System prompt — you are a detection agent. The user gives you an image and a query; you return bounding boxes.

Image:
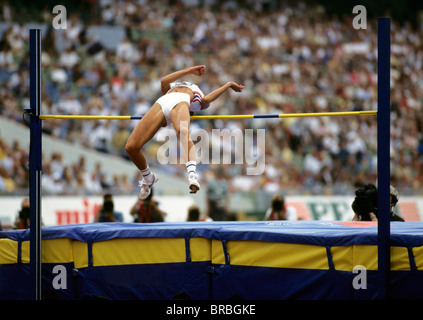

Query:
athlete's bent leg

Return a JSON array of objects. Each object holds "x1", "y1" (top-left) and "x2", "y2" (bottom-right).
[
  {"x1": 125, "y1": 103, "x2": 165, "y2": 199},
  {"x1": 171, "y1": 103, "x2": 200, "y2": 193}
]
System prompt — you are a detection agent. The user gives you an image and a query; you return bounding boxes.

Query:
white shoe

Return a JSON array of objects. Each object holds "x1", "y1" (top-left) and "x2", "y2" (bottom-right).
[
  {"x1": 188, "y1": 172, "x2": 200, "y2": 194},
  {"x1": 138, "y1": 173, "x2": 158, "y2": 200}
]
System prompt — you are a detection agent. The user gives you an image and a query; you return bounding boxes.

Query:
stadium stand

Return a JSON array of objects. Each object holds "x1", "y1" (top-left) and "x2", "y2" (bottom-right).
[{"x1": 0, "y1": 0, "x2": 422, "y2": 201}]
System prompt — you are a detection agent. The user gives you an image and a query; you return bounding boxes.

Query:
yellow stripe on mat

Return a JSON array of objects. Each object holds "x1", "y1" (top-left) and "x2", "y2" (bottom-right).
[
  {"x1": 21, "y1": 239, "x2": 74, "y2": 264},
  {"x1": 212, "y1": 240, "x2": 413, "y2": 271},
  {"x1": 190, "y1": 237, "x2": 211, "y2": 262},
  {"x1": 413, "y1": 246, "x2": 423, "y2": 270},
  {"x1": 1, "y1": 237, "x2": 415, "y2": 272},
  {"x1": 74, "y1": 237, "x2": 211, "y2": 268},
  {"x1": 92, "y1": 238, "x2": 187, "y2": 267},
  {"x1": 332, "y1": 245, "x2": 410, "y2": 271},
  {"x1": 73, "y1": 240, "x2": 89, "y2": 268},
  {"x1": 42, "y1": 238, "x2": 74, "y2": 263},
  {"x1": 212, "y1": 240, "x2": 329, "y2": 270},
  {"x1": 0, "y1": 238, "x2": 18, "y2": 264}
]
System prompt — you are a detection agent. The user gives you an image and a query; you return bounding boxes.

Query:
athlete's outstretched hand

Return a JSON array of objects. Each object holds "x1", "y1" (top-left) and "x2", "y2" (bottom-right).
[
  {"x1": 190, "y1": 65, "x2": 206, "y2": 76},
  {"x1": 228, "y1": 82, "x2": 245, "y2": 92}
]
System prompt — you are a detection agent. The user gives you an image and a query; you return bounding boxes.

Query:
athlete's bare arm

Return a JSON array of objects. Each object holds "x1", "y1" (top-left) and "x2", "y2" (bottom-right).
[
  {"x1": 202, "y1": 82, "x2": 245, "y2": 107},
  {"x1": 160, "y1": 65, "x2": 206, "y2": 95}
]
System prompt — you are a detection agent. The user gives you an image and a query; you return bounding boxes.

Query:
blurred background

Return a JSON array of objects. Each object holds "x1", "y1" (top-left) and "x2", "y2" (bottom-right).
[{"x1": 0, "y1": 0, "x2": 423, "y2": 228}]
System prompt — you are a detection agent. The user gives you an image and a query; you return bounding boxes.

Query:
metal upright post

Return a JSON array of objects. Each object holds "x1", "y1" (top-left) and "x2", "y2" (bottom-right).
[
  {"x1": 377, "y1": 17, "x2": 391, "y2": 300},
  {"x1": 29, "y1": 29, "x2": 42, "y2": 300}
]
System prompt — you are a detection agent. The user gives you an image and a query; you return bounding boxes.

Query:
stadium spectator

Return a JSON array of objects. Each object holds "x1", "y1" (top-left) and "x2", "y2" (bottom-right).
[
  {"x1": 129, "y1": 187, "x2": 166, "y2": 222},
  {"x1": 186, "y1": 204, "x2": 212, "y2": 221},
  {"x1": 14, "y1": 198, "x2": 30, "y2": 229},
  {"x1": 186, "y1": 204, "x2": 201, "y2": 221},
  {"x1": 351, "y1": 184, "x2": 405, "y2": 221},
  {"x1": 264, "y1": 193, "x2": 298, "y2": 220},
  {"x1": 94, "y1": 193, "x2": 124, "y2": 222},
  {"x1": 206, "y1": 166, "x2": 230, "y2": 221}
]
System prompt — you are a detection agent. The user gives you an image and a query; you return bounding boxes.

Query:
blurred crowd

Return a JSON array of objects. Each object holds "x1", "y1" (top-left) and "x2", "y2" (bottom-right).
[
  {"x1": 0, "y1": 137, "x2": 137, "y2": 195},
  {"x1": 0, "y1": 0, "x2": 423, "y2": 197}
]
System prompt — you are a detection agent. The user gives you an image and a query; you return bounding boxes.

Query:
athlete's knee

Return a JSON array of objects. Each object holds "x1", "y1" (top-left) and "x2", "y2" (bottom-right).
[
  {"x1": 125, "y1": 139, "x2": 139, "y2": 156},
  {"x1": 180, "y1": 123, "x2": 189, "y2": 135},
  {"x1": 124, "y1": 141, "x2": 133, "y2": 155},
  {"x1": 176, "y1": 124, "x2": 190, "y2": 139}
]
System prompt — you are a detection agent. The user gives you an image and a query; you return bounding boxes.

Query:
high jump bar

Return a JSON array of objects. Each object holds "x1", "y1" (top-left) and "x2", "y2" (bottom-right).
[{"x1": 38, "y1": 110, "x2": 377, "y2": 120}]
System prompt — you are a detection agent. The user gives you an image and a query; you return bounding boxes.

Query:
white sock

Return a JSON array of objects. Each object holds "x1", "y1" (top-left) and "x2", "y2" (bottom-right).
[
  {"x1": 140, "y1": 166, "x2": 153, "y2": 183},
  {"x1": 186, "y1": 161, "x2": 197, "y2": 176}
]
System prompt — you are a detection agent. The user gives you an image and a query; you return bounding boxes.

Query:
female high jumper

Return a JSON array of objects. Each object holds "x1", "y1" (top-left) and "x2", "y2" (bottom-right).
[{"x1": 125, "y1": 65, "x2": 245, "y2": 199}]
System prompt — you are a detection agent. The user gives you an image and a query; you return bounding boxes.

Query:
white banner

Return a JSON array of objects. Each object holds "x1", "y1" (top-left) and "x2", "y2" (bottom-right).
[
  {"x1": 0, "y1": 195, "x2": 195, "y2": 230},
  {"x1": 285, "y1": 196, "x2": 423, "y2": 222},
  {"x1": 0, "y1": 195, "x2": 422, "y2": 230}
]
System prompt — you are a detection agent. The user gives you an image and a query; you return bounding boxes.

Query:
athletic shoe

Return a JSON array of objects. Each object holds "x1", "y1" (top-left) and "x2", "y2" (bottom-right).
[
  {"x1": 138, "y1": 173, "x2": 158, "y2": 200},
  {"x1": 188, "y1": 172, "x2": 200, "y2": 194}
]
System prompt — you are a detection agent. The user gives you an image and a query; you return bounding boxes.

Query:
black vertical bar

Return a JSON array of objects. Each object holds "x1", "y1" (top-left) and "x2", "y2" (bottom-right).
[
  {"x1": 29, "y1": 29, "x2": 42, "y2": 300},
  {"x1": 377, "y1": 17, "x2": 391, "y2": 300}
]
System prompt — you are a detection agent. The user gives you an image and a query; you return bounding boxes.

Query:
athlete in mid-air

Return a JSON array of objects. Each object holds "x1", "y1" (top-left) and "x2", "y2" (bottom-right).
[{"x1": 125, "y1": 65, "x2": 244, "y2": 199}]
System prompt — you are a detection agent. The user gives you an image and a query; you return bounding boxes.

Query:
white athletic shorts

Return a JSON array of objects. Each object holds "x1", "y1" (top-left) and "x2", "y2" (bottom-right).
[{"x1": 156, "y1": 92, "x2": 190, "y2": 125}]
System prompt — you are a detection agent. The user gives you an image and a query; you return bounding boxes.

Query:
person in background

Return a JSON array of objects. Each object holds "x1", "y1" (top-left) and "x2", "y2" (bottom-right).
[
  {"x1": 264, "y1": 193, "x2": 298, "y2": 221},
  {"x1": 187, "y1": 204, "x2": 200, "y2": 221},
  {"x1": 206, "y1": 167, "x2": 230, "y2": 221},
  {"x1": 351, "y1": 184, "x2": 404, "y2": 221},
  {"x1": 186, "y1": 204, "x2": 213, "y2": 222},
  {"x1": 94, "y1": 193, "x2": 124, "y2": 222},
  {"x1": 98, "y1": 199, "x2": 117, "y2": 222},
  {"x1": 14, "y1": 198, "x2": 30, "y2": 229},
  {"x1": 129, "y1": 188, "x2": 166, "y2": 223}
]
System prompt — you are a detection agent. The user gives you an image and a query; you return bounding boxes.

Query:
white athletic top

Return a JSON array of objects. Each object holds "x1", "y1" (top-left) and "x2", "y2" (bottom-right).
[{"x1": 167, "y1": 81, "x2": 209, "y2": 111}]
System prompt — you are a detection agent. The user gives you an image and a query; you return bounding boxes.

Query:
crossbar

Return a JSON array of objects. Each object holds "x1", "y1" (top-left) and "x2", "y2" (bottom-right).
[{"x1": 39, "y1": 110, "x2": 377, "y2": 120}]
